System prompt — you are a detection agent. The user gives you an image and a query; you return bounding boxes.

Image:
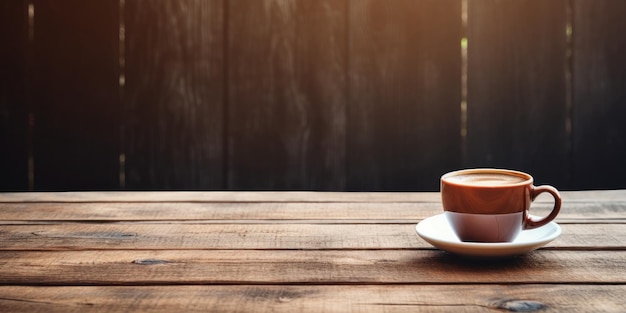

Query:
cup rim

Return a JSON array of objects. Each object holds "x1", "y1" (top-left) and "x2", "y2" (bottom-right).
[{"x1": 441, "y1": 168, "x2": 533, "y2": 188}]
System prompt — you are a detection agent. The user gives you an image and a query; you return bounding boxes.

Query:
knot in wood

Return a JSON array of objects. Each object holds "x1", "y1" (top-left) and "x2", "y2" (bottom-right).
[
  {"x1": 490, "y1": 298, "x2": 546, "y2": 312},
  {"x1": 132, "y1": 258, "x2": 169, "y2": 265}
]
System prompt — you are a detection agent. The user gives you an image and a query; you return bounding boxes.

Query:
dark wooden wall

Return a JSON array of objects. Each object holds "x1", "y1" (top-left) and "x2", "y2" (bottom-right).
[{"x1": 1, "y1": 0, "x2": 625, "y2": 191}]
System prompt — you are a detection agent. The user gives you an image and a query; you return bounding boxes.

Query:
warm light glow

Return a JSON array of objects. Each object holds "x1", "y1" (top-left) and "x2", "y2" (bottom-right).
[
  {"x1": 28, "y1": 3, "x2": 34, "y2": 41},
  {"x1": 460, "y1": 0, "x2": 468, "y2": 143}
]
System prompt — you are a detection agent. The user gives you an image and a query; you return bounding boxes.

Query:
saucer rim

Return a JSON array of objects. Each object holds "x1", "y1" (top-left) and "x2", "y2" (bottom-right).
[{"x1": 415, "y1": 213, "x2": 561, "y2": 257}]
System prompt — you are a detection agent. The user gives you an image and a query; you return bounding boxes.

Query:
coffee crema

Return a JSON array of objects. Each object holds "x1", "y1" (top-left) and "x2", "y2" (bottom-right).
[{"x1": 444, "y1": 173, "x2": 527, "y2": 186}]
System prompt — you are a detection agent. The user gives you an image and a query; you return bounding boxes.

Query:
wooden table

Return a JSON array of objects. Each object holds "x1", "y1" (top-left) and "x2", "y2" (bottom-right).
[{"x1": 0, "y1": 191, "x2": 624, "y2": 312}]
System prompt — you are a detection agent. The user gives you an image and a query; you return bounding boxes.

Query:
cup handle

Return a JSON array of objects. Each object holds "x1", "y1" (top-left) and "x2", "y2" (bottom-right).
[{"x1": 524, "y1": 185, "x2": 562, "y2": 229}]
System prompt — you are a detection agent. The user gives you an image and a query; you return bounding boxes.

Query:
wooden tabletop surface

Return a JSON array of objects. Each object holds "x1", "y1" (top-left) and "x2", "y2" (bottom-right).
[{"x1": 0, "y1": 190, "x2": 624, "y2": 312}]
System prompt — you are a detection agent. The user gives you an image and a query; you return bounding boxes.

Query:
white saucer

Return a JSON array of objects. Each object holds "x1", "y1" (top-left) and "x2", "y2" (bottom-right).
[{"x1": 416, "y1": 213, "x2": 561, "y2": 257}]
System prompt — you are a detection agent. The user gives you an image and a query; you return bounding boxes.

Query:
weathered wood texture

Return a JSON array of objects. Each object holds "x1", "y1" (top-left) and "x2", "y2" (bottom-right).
[
  {"x1": 1, "y1": 0, "x2": 626, "y2": 191},
  {"x1": 0, "y1": 285, "x2": 624, "y2": 313},
  {"x1": 2, "y1": 199, "x2": 624, "y2": 222},
  {"x1": 467, "y1": 0, "x2": 570, "y2": 187},
  {"x1": 227, "y1": 0, "x2": 347, "y2": 190},
  {"x1": 348, "y1": 0, "x2": 462, "y2": 191},
  {"x1": 0, "y1": 223, "x2": 623, "y2": 250},
  {"x1": 1, "y1": 188, "x2": 625, "y2": 202},
  {"x1": 124, "y1": 0, "x2": 225, "y2": 190},
  {"x1": 1, "y1": 250, "x2": 624, "y2": 284},
  {"x1": 0, "y1": 191, "x2": 625, "y2": 311}
]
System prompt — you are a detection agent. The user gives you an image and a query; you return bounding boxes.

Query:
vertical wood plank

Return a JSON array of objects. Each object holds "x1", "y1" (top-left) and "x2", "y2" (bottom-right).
[
  {"x1": 348, "y1": 0, "x2": 462, "y2": 191},
  {"x1": 228, "y1": 0, "x2": 347, "y2": 190},
  {"x1": 467, "y1": 0, "x2": 570, "y2": 187},
  {"x1": 0, "y1": 0, "x2": 29, "y2": 190},
  {"x1": 572, "y1": 0, "x2": 626, "y2": 189},
  {"x1": 31, "y1": 0, "x2": 120, "y2": 190},
  {"x1": 124, "y1": 0, "x2": 225, "y2": 190}
]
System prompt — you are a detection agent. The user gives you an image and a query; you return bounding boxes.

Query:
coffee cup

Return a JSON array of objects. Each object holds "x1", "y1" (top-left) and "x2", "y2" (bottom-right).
[{"x1": 441, "y1": 168, "x2": 561, "y2": 242}]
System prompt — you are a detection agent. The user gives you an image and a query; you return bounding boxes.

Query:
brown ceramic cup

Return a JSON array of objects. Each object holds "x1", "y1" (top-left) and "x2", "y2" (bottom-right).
[{"x1": 441, "y1": 168, "x2": 561, "y2": 242}]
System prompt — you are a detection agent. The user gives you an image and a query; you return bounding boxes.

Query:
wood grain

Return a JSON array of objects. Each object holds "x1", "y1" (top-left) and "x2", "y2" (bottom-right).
[
  {"x1": 31, "y1": 0, "x2": 120, "y2": 190},
  {"x1": 227, "y1": 0, "x2": 347, "y2": 190},
  {"x1": 0, "y1": 250, "x2": 624, "y2": 285},
  {"x1": 348, "y1": 0, "x2": 462, "y2": 191},
  {"x1": 124, "y1": 0, "x2": 225, "y2": 190},
  {"x1": 572, "y1": 0, "x2": 626, "y2": 190},
  {"x1": 0, "y1": 190, "x2": 624, "y2": 311},
  {"x1": 0, "y1": 201, "x2": 436, "y2": 221},
  {"x1": 2, "y1": 1, "x2": 626, "y2": 192},
  {"x1": 0, "y1": 223, "x2": 424, "y2": 250},
  {"x1": 0, "y1": 190, "x2": 442, "y2": 203},
  {"x1": 1, "y1": 189, "x2": 624, "y2": 203},
  {"x1": 0, "y1": 200, "x2": 624, "y2": 222},
  {"x1": 0, "y1": 0, "x2": 29, "y2": 191},
  {"x1": 467, "y1": 0, "x2": 570, "y2": 188},
  {"x1": 0, "y1": 223, "x2": 623, "y2": 250},
  {"x1": 0, "y1": 285, "x2": 624, "y2": 313}
]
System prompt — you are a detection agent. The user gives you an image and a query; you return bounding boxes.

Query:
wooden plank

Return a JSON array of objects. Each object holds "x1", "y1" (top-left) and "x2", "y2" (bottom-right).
[
  {"x1": 0, "y1": 250, "x2": 624, "y2": 284},
  {"x1": 0, "y1": 223, "x2": 623, "y2": 250},
  {"x1": 348, "y1": 0, "x2": 462, "y2": 191},
  {"x1": 0, "y1": 191, "x2": 442, "y2": 203},
  {"x1": 0, "y1": 202, "x2": 438, "y2": 221},
  {"x1": 0, "y1": 223, "x2": 424, "y2": 250},
  {"x1": 0, "y1": 0, "x2": 29, "y2": 190},
  {"x1": 1, "y1": 200, "x2": 625, "y2": 222},
  {"x1": 0, "y1": 285, "x2": 624, "y2": 313},
  {"x1": 1, "y1": 189, "x2": 625, "y2": 203},
  {"x1": 124, "y1": 0, "x2": 224, "y2": 190},
  {"x1": 572, "y1": 0, "x2": 626, "y2": 190},
  {"x1": 30, "y1": 0, "x2": 120, "y2": 190},
  {"x1": 227, "y1": 0, "x2": 347, "y2": 190},
  {"x1": 467, "y1": 0, "x2": 570, "y2": 188}
]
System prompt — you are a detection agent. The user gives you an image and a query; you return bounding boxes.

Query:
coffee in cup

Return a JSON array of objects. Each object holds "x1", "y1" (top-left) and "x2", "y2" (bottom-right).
[{"x1": 441, "y1": 168, "x2": 561, "y2": 242}]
